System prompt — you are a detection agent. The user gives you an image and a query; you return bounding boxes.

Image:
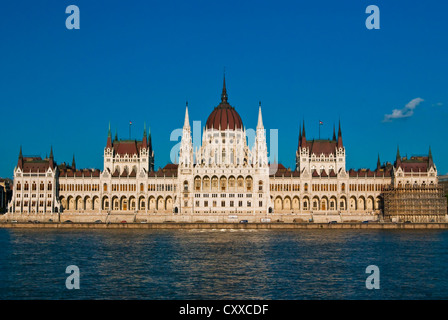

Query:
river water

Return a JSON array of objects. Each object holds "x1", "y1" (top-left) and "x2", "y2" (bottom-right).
[{"x1": 0, "y1": 228, "x2": 447, "y2": 299}]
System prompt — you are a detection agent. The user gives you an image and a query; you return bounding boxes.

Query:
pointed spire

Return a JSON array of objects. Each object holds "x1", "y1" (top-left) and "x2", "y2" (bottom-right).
[
  {"x1": 142, "y1": 122, "x2": 148, "y2": 149},
  {"x1": 428, "y1": 146, "x2": 434, "y2": 168},
  {"x1": 184, "y1": 101, "x2": 190, "y2": 129},
  {"x1": 396, "y1": 146, "x2": 402, "y2": 167},
  {"x1": 72, "y1": 154, "x2": 76, "y2": 171},
  {"x1": 221, "y1": 72, "x2": 228, "y2": 103},
  {"x1": 301, "y1": 119, "x2": 307, "y2": 147},
  {"x1": 257, "y1": 101, "x2": 263, "y2": 129},
  {"x1": 298, "y1": 124, "x2": 302, "y2": 149},
  {"x1": 49, "y1": 146, "x2": 54, "y2": 168},
  {"x1": 114, "y1": 129, "x2": 118, "y2": 142},
  {"x1": 337, "y1": 119, "x2": 343, "y2": 148},
  {"x1": 333, "y1": 123, "x2": 336, "y2": 141},
  {"x1": 17, "y1": 146, "x2": 23, "y2": 169},
  {"x1": 107, "y1": 122, "x2": 113, "y2": 148},
  {"x1": 376, "y1": 154, "x2": 381, "y2": 171},
  {"x1": 302, "y1": 119, "x2": 306, "y2": 138}
]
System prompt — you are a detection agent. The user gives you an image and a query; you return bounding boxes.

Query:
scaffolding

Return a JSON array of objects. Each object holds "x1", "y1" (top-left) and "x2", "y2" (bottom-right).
[{"x1": 383, "y1": 185, "x2": 447, "y2": 222}]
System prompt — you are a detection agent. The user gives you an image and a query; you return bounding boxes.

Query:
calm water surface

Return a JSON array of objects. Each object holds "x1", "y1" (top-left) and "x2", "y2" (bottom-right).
[{"x1": 0, "y1": 228, "x2": 447, "y2": 299}]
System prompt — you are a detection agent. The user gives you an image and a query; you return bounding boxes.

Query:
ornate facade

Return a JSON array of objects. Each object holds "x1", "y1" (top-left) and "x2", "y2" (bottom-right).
[{"x1": 5, "y1": 77, "x2": 447, "y2": 223}]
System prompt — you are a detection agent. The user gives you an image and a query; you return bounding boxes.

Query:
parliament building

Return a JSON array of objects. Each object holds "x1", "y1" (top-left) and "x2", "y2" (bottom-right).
[{"x1": 5, "y1": 77, "x2": 447, "y2": 223}]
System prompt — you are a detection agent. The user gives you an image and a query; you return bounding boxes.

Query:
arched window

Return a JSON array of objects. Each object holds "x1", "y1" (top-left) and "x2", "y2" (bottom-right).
[
  {"x1": 220, "y1": 176, "x2": 227, "y2": 192},
  {"x1": 212, "y1": 177, "x2": 218, "y2": 191},
  {"x1": 258, "y1": 180, "x2": 263, "y2": 191},
  {"x1": 183, "y1": 181, "x2": 189, "y2": 192},
  {"x1": 194, "y1": 177, "x2": 201, "y2": 191},
  {"x1": 228, "y1": 176, "x2": 235, "y2": 191},
  {"x1": 246, "y1": 177, "x2": 253, "y2": 192},
  {"x1": 203, "y1": 176, "x2": 210, "y2": 191},
  {"x1": 237, "y1": 177, "x2": 244, "y2": 191}
]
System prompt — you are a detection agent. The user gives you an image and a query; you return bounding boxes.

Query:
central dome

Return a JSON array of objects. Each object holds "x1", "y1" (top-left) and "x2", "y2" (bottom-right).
[{"x1": 205, "y1": 76, "x2": 243, "y2": 130}]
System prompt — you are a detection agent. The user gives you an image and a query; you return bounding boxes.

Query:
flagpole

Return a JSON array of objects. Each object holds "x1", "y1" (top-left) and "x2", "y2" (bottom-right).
[{"x1": 129, "y1": 121, "x2": 132, "y2": 139}]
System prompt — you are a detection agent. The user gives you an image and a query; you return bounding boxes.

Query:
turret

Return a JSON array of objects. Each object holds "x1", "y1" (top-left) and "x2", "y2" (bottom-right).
[
  {"x1": 221, "y1": 74, "x2": 228, "y2": 103},
  {"x1": 179, "y1": 102, "x2": 193, "y2": 167},
  {"x1": 395, "y1": 146, "x2": 402, "y2": 168},
  {"x1": 49, "y1": 146, "x2": 54, "y2": 169},
  {"x1": 301, "y1": 119, "x2": 307, "y2": 148},
  {"x1": 428, "y1": 146, "x2": 434, "y2": 169},
  {"x1": 107, "y1": 122, "x2": 112, "y2": 149},
  {"x1": 142, "y1": 122, "x2": 148, "y2": 149},
  {"x1": 256, "y1": 101, "x2": 263, "y2": 129},
  {"x1": 337, "y1": 120, "x2": 343, "y2": 148},
  {"x1": 72, "y1": 154, "x2": 76, "y2": 171},
  {"x1": 17, "y1": 146, "x2": 23, "y2": 170}
]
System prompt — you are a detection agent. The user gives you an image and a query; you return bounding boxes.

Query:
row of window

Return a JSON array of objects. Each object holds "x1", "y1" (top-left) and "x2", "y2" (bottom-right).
[
  {"x1": 16, "y1": 182, "x2": 52, "y2": 191},
  {"x1": 16, "y1": 194, "x2": 52, "y2": 198},
  {"x1": 194, "y1": 194, "x2": 253, "y2": 198},
  {"x1": 111, "y1": 184, "x2": 136, "y2": 192},
  {"x1": 349, "y1": 184, "x2": 389, "y2": 192},
  {"x1": 270, "y1": 183, "x2": 389, "y2": 193},
  {"x1": 148, "y1": 184, "x2": 175, "y2": 192},
  {"x1": 193, "y1": 177, "x2": 255, "y2": 192},
  {"x1": 59, "y1": 183, "x2": 175, "y2": 193},
  {"x1": 15, "y1": 200, "x2": 52, "y2": 207},
  {"x1": 193, "y1": 200, "x2": 261, "y2": 208},
  {"x1": 59, "y1": 184, "x2": 100, "y2": 192}
]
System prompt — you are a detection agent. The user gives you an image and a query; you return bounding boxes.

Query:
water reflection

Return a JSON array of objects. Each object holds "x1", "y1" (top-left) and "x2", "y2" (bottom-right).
[{"x1": 0, "y1": 229, "x2": 447, "y2": 299}]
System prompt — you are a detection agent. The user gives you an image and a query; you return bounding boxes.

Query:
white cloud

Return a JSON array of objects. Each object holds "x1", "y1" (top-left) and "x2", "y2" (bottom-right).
[
  {"x1": 382, "y1": 98, "x2": 424, "y2": 122},
  {"x1": 432, "y1": 102, "x2": 443, "y2": 107}
]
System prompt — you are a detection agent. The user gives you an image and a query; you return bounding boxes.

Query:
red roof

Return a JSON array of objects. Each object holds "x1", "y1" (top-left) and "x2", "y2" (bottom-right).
[
  {"x1": 269, "y1": 163, "x2": 293, "y2": 177},
  {"x1": 402, "y1": 163, "x2": 428, "y2": 172},
  {"x1": 163, "y1": 163, "x2": 178, "y2": 170},
  {"x1": 206, "y1": 104, "x2": 243, "y2": 130},
  {"x1": 21, "y1": 157, "x2": 53, "y2": 173},
  {"x1": 308, "y1": 140, "x2": 337, "y2": 156},
  {"x1": 114, "y1": 140, "x2": 141, "y2": 156}
]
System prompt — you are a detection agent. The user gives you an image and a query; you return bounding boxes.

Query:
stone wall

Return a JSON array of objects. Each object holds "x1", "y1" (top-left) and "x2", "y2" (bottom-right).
[{"x1": 0, "y1": 210, "x2": 380, "y2": 224}]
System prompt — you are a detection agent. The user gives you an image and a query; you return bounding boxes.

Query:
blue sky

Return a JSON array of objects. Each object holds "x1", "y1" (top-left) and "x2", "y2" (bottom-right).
[{"x1": 1, "y1": 0, "x2": 447, "y2": 178}]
